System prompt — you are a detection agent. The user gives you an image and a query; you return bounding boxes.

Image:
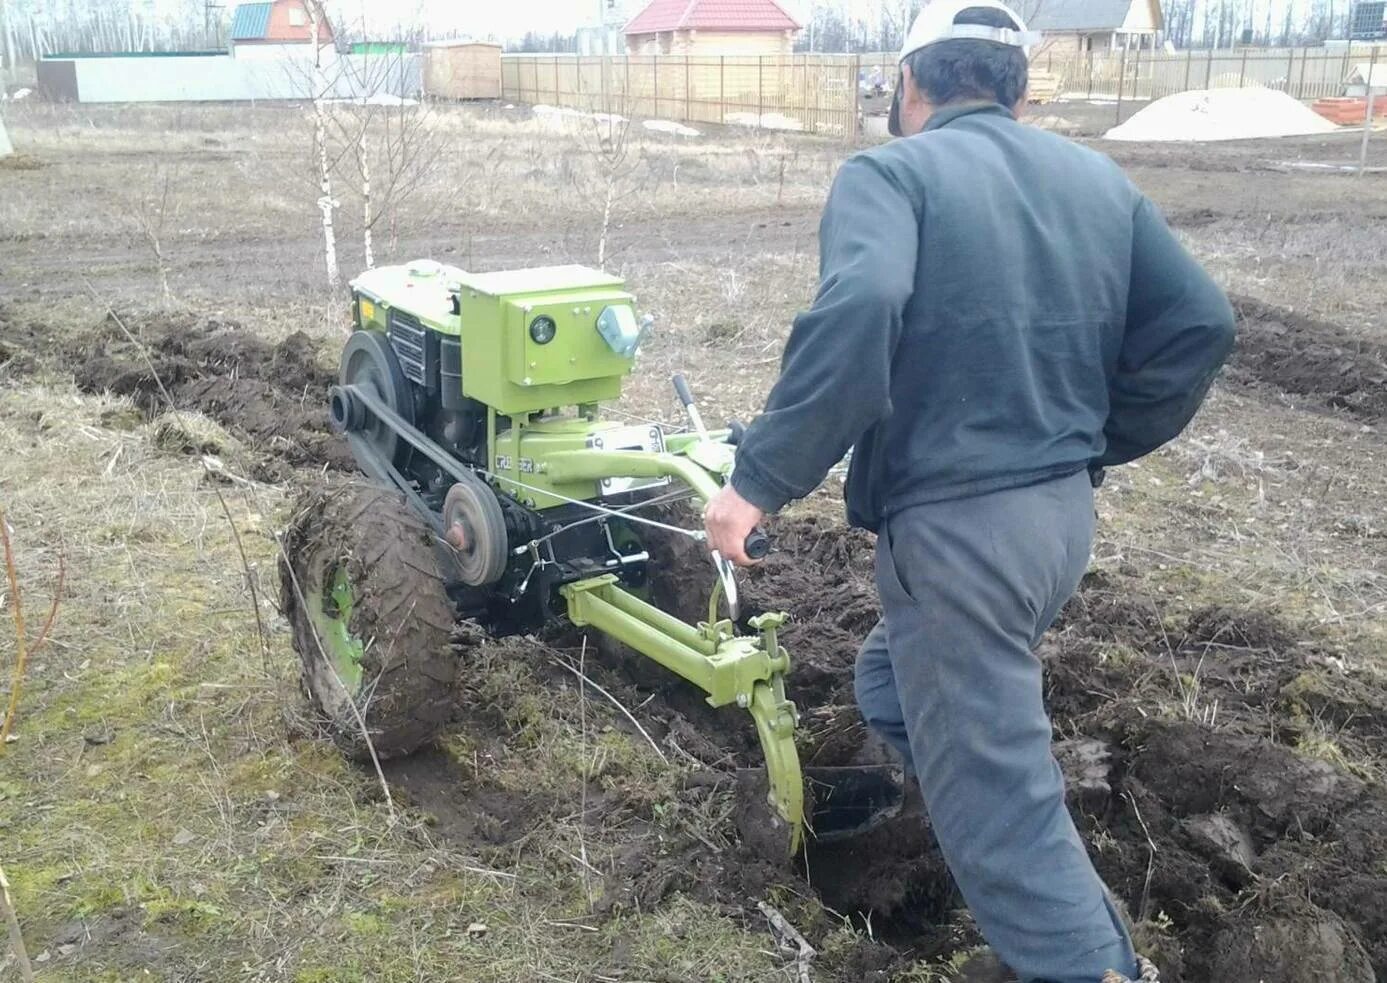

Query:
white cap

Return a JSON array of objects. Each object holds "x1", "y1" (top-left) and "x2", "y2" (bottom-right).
[{"x1": 898, "y1": 0, "x2": 1039, "y2": 62}]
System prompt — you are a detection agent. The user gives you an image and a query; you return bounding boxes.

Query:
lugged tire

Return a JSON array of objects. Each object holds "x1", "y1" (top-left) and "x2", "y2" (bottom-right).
[{"x1": 279, "y1": 481, "x2": 458, "y2": 760}]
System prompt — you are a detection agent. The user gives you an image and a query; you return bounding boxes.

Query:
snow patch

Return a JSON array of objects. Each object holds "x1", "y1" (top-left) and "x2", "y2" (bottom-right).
[
  {"x1": 322, "y1": 94, "x2": 419, "y2": 107},
  {"x1": 531, "y1": 104, "x2": 628, "y2": 132},
  {"x1": 643, "y1": 119, "x2": 700, "y2": 137},
  {"x1": 725, "y1": 111, "x2": 804, "y2": 132}
]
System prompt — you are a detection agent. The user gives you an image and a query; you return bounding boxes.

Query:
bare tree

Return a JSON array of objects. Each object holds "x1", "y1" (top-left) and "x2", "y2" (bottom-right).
[
  {"x1": 0, "y1": 0, "x2": 15, "y2": 74},
  {"x1": 305, "y1": 0, "x2": 340, "y2": 288},
  {"x1": 591, "y1": 114, "x2": 635, "y2": 270},
  {"x1": 3, "y1": 0, "x2": 214, "y2": 62},
  {"x1": 128, "y1": 167, "x2": 179, "y2": 308},
  {"x1": 324, "y1": 52, "x2": 443, "y2": 268},
  {"x1": 0, "y1": 860, "x2": 34, "y2": 981},
  {"x1": 574, "y1": 64, "x2": 646, "y2": 270}
]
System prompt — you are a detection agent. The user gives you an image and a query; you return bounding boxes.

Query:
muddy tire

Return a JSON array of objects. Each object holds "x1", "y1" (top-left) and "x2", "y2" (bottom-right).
[{"x1": 280, "y1": 481, "x2": 458, "y2": 760}]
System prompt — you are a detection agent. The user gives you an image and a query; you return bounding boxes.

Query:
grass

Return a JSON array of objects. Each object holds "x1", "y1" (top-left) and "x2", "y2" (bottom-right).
[
  {"x1": 0, "y1": 378, "x2": 799, "y2": 981},
  {"x1": 1174, "y1": 196, "x2": 1387, "y2": 337},
  {"x1": 2, "y1": 101, "x2": 842, "y2": 250},
  {"x1": 1087, "y1": 386, "x2": 1387, "y2": 657},
  {"x1": 4, "y1": 94, "x2": 1387, "y2": 981}
]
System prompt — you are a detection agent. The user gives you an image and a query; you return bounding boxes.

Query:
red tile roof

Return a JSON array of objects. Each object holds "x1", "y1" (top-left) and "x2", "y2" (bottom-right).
[{"x1": 624, "y1": 0, "x2": 801, "y2": 35}]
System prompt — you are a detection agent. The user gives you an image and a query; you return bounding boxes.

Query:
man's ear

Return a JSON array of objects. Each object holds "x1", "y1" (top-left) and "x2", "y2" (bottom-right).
[
  {"x1": 897, "y1": 64, "x2": 933, "y2": 135},
  {"x1": 900, "y1": 63, "x2": 918, "y2": 108}
]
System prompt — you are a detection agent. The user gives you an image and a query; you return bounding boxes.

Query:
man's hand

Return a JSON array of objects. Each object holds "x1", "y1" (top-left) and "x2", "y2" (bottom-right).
[{"x1": 703, "y1": 485, "x2": 766, "y2": 567}]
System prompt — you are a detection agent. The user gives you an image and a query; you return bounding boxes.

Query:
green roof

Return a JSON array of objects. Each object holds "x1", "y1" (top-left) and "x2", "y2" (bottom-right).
[
  {"x1": 230, "y1": 3, "x2": 273, "y2": 41},
  {"x1": 351, "y1": 42, "x2": 408, "y2": 54}
]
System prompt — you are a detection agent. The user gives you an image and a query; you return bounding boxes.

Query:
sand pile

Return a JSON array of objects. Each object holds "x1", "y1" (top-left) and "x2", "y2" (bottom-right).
[{"x1": 1106, "y1": 87, "x2": 1339, "y2": 142}]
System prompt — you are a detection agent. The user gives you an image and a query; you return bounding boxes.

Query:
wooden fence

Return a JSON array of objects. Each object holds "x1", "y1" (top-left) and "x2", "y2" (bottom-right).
[{"x1": 502, "y1": 54, "x2": 861, "y2": 138}]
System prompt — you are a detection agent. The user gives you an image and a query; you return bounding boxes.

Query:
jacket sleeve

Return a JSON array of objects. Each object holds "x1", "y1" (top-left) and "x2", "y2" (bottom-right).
[
  {"x1": 730, "y1": 156, "x2": 919, "y2": 513},
  {"x1": 1099, "y1": 196, "x2": 1236, "y2": 468}
]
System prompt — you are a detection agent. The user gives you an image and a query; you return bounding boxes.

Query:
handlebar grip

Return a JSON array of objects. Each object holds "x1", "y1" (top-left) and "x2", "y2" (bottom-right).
[
  {"x1": 672, "y1": 373, "x2": 695, "y2": 408},
  {"x1": 744, "y1": 528, "x2": 771, "y2": 561}
]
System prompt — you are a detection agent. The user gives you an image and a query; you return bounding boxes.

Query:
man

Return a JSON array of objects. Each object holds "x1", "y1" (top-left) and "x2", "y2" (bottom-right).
[{"x1": 702, "y1": 2, "x2": 1236, "y2": 981}]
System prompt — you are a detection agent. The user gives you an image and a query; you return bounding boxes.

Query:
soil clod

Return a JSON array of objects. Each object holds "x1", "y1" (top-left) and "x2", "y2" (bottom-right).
[
  {"x1": 1230, "y1": 296, "x2": 1387, "y2": 423},
  {"x1": 55, "y1": 312, "x2": 354, "y2": 478}
]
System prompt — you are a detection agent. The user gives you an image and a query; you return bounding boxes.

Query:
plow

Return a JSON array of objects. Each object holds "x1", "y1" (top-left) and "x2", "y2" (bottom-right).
[{"x1": 280, "y1": 260, "x2": 901, "y2": 857}]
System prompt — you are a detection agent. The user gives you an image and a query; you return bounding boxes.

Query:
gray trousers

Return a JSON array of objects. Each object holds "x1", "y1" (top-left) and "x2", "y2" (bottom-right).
[{"x1": 855, "y1": 471, "x2": 1138, "y2": 983}]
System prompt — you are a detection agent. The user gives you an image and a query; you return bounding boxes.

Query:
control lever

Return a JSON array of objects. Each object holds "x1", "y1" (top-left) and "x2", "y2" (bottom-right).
[
  {"x1": 674, "y1": 375, "x2": 772, "y2": 608},
  {"x1": 672, "y1": 373, "x2": 708, "y2": 438}
]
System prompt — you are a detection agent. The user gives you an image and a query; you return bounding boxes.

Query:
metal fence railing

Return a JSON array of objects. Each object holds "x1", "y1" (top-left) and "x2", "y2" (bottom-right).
[
  {"x1": 858, "y1": 44, "x2": 1387, "y2": 102},
  {"x1": 1033, "y1": 44, "x2": 1386, "y2": 101},
  {"x1": 502, "y1": 46, "x2": 1387, "y2": 139}
]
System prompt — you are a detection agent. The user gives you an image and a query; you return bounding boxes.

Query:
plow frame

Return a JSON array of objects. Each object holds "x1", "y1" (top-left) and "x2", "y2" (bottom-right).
[
  {"x1": 562, "y1": 576, "x2": 803, "y2": 852},
  {"x1": 333, "y1": 379, "x2": 807, "y2": 851}
]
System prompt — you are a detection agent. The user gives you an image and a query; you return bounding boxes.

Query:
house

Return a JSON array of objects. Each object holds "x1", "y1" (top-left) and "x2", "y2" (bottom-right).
[
  {"x1": 1349, "y1": 0, "x2": 1387, "y2": 40},
  {"x1": 579, "y1": 0, "x2": 641, "y2": 54},
  {"x1": 623, "y1": 0, "x2": 801, "y2": 56},
  {"x1": 230, "y1": 1, "x2": 335, "y2": 59},
  {"x1": 1029, "y1": 0, "x2": 1163, "y2": 52}
]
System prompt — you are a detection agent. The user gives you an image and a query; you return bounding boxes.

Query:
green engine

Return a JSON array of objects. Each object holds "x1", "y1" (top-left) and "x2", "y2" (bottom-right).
[
  {"x1": 348, "y1": 261, "x2": 662, "y2": 508},
  {"x1": 334, "y1": 260, "x2": 737, "y2": 632}
]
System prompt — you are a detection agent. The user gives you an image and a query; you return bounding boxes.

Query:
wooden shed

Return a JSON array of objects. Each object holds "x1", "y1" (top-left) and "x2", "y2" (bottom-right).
[{"x1": 424, "y1": 41, "x2": 503, "y2": 100}]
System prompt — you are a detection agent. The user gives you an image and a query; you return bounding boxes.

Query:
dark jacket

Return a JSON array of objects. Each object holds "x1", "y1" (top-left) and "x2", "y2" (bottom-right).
[{"x1": 731, "y1": 102, "x2": 1236, "y2": 530}]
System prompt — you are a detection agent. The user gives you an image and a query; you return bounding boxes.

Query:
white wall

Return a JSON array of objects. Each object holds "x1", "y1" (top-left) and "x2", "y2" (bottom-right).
[
  {"x1": 61, "y1": 53, "x2": 420, "y2": 103},
  {"x1": 232, "y1": 42, "x2": 329, "y2": 61}
]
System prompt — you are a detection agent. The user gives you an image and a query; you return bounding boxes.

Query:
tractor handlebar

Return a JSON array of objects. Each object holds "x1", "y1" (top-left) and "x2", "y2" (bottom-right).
[{"x1": 672, "y1": 373, "x2": 695, "y2": 408}]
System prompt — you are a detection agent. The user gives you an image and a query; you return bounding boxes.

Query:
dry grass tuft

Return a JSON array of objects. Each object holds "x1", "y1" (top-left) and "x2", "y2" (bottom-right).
[
  {"x1": 150, "y1": 411, "x2": 239, "y2": 458},
  {"x1": 0, "y1": 154, "x2": 43, "y2": 171}
]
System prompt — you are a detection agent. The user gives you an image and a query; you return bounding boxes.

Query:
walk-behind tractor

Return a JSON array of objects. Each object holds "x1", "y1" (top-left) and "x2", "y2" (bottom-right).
[{"x1": 280, "y1": 260, "x2": 901, "y2": 856}]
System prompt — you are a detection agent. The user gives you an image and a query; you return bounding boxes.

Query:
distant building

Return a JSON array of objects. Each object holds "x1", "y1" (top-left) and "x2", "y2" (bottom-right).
[
  {"x1": 1029, "y1": 0, "x2": 1163, "y2": 52},
  {"x1": 423, "y1": 41, "x2": 503, "y2": 99},
  {"x1": 623, "y1": 0, "x2": 801, "y2": 56},
  {"x1": 230, "y1": 1, "x2": 335, "y2": 59},
  {"x1": 1350, "y1": 1, "x2": 1387, "y2": 40},
  {"x1": 579, "y1": 0, "x2": 640, "y2": 55}
]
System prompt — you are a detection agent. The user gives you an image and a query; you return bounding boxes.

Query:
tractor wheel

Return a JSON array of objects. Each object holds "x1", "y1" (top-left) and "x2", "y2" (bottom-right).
[{"x1": 280, "y1": 481, "x2": 458, "y2": 760}]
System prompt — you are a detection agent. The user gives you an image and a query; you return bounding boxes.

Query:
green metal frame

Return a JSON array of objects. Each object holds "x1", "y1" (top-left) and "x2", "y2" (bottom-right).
[
  {"x1": 349, "y1": 260, "x2": 806, "y2": 852},
  {"x1": 562, "y1": 578, "x2": 803, "y2": 853},
  {"x1": 551, "y1": 436, "x2": 805, "y2": 854}
]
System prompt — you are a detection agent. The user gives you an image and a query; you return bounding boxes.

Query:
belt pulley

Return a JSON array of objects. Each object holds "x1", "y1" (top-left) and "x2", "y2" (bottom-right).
[{"x1": 441, "y1": 473, "x2": 509, "y2": 587}]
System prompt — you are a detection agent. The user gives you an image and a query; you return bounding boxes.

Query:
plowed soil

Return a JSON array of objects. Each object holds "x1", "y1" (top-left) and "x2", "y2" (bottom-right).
[
  {"x1": 1230, "y1": 295, "x2": 1387, "y2": 423},
  {"x1": 631, "y1": 527, "x2": 1387, "y2": 982},
  {"x1": 12, "y1": 296, "x2": 1387, "y2": 982},
  {"x1": 2, "y1": 306, "x2": 356, "y2": 480}
]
